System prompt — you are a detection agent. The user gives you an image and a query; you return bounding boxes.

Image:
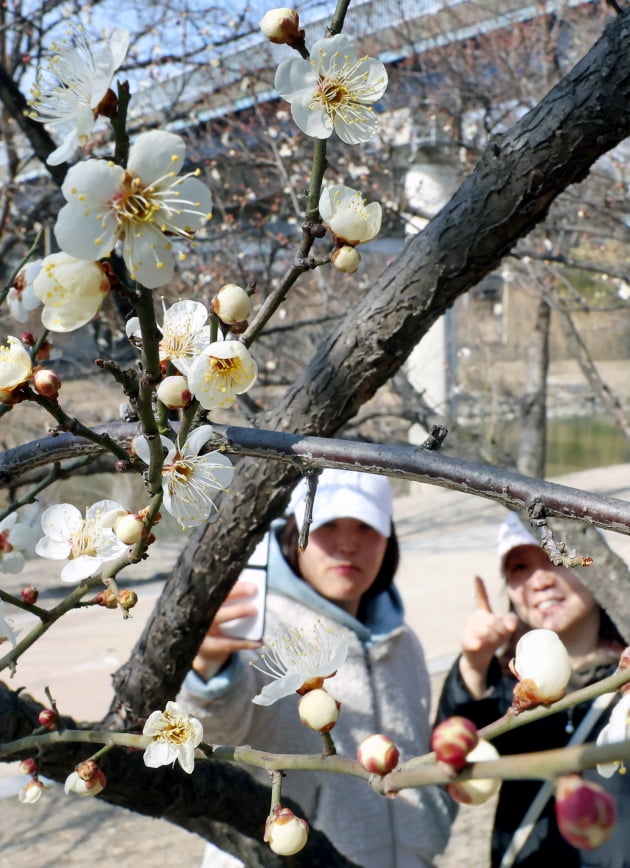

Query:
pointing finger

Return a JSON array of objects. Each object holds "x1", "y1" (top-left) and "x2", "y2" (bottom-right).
[{"x1": 474, "y1": 575, "x2": 494, "y2": 613}]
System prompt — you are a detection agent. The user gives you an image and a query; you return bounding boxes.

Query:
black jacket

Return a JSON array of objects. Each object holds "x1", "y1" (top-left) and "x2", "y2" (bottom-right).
[{"x1": 436, "y1": 656, "x2": 630, "y2": 868}]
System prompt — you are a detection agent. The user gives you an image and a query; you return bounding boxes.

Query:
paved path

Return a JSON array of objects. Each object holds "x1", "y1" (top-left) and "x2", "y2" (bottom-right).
[{"x1": 1, "y1": 464, "x2": 629, "y2": 866}]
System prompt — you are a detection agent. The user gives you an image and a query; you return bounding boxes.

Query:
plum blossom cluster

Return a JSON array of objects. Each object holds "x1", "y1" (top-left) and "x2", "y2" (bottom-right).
[{"x1": 126, "y1": 293, "x2": 258, "y2": 418}]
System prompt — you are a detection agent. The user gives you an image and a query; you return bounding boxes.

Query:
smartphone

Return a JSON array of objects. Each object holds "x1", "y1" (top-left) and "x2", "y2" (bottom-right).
[{"x1": 220, "y1": 534, "x2": 268, "y2": 641}]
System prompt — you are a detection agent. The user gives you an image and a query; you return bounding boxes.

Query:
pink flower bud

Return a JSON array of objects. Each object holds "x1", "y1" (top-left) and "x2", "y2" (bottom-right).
[
  {"x1": 297, "y1": 688, "x2": 340, "y2": 732},
  {"x1": 446, "y1": 738, "x2": 501, "y2": 805},
  {"x1": 21, "y1": 332, "x2": 35, "y2": 346},
  {"x1": 38, "y1": 708, "x2": 58, "y2": 730},
  {"x1": 156, "y1": 375, "x2": 192, "y2": 409},
  {"x1": 331, "y1": 245, "x2": 361, "y2": 274},
  {"x1": 20, "y1": 757, "x2": 38, "y2": 776},
  {"x1": 431, "y1": 716, "x2": 479, "y2": 771},
  {"x1": 265, "y1": 806, "x2": 309, "y2": 856},
  {"x1": 259, "y1": 8, "x2": 302, "y2": 46},
  {"x1": 357, "y1": 733, "x2": 400, "y2": 775},
  {"x1": 20, "y1": 585, "x2": 39, "y2": 605},
  {"x1": 32, "y1": 368, "x2": 61, "y2": 400},
  {"x1": 555, "y1": 775, "x2": 616, "y2": 849},
  {"x1": 211, "y1": 283, "x2": 252, "y2": 325}
]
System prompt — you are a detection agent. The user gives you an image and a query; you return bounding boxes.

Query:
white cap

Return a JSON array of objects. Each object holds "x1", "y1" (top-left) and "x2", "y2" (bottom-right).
[
  {"x1": 497, "y1": 512, "x2": 539, "y2": 575},
  {"x1": 288, "y1": 469, "x2": 393, "y2": 537}
]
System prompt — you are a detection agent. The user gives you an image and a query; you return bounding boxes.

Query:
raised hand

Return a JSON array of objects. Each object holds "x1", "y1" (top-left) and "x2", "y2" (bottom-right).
[{"x1": 458, "y1": 576, "x2": 518, "y2": 698}]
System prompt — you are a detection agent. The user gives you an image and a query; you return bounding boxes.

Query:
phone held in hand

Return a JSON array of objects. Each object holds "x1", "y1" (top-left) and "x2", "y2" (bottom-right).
[{"x1": 220, "y1": 534, "x2": 268, "y2": 641}]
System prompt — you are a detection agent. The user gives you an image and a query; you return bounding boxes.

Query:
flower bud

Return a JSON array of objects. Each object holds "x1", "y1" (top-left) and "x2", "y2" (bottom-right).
[
  {"x1": 510, "y1": 628, "x2": 572, "y2": 710},
  {"x1": 265, "y1": 806, "x2": 309, "y2": 856},
  {"x1": 156, "y1": 375, "x2": 192, "y2": 409},
  {"x1": 297, "y1": 688, "x2": 340, "y2": 732},
  {"x1": 64, "y1": 766, "x2": 107, "y2": 797},
  {"x1": 32, "y1": 368, "x2": 61, "y2": 400},
  {"x1": 21, "y1": 332, "x2": 35, "y2": 347},
  {"x1": 38, "y1": 708, "x2": 58, "y2": 731},
  {"x1": 117, "y1": 589, "x2": 138, "y2": 611},
  {"x1": 446, "y1": 738, "x2": 500, "y2": 805},
  {"x1": 555, "y1": 774, "x2": 616, "y2": 849},
  {"x1": 431, "y1": 716, "x2": 479, "y2": 771},
  {"x1": 113, "y1": 513, "x2": 145, "y2": 545},
  {"x1": 20, "y1": 757, "x2": 38, "y2": 776},
  {"x1": 93, "y1": 588, "x2": 118, "y2": 609},
  {"x1": 18, "y1": 778, "x2": 46, "y2": 803},
  {"x1": 357, "y1": 733, "x2": 400, "y2": 775},
  {"x1": 20, "y1": 585, "x2": 39, "y2": 605},
  {"x1": 259, "y1": 8, "x2": 302, "y2": 46},
  {"x1": 211, "y1": 283, "x2": 252, "y2": 324},
  {"x1": 331, "y1": 245, "x2": 361, "y2": 274}
]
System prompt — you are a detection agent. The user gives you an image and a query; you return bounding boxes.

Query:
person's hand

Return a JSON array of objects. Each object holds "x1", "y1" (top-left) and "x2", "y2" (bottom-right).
[
  {"x1": 192, "y1": 581, "x2": 264, "y2": 681},
  {"x1": 458, "y1": 576, "x2": 518, "y2": 698}
]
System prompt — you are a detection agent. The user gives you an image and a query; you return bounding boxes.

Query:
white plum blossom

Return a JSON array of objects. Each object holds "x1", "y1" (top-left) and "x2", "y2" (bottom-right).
[
  {"x1": 596, "y1": 693, "x2": 630, "y2": 778},
  {"x1": 54, "y1": 130, "x2": 213, "y2": 289},
  {"x1": 142, "y1": 701, "x2": 203, "y2": 774},
  {"x1": 132, "y1": 426, "x2": 234, "y2": 529},
  {"x1": 0, "y1": 337, "x2": 32, "y2": 398},
  {"x1": 0, "y1": 600, "x2": 18, "y2": 650},
  {"x1": 0, "y1": 510, "x2": 39, "y2": 574},
  {"x1": 510, "y1": 628, "x2": 572, "y2": 709},
  {"x1": 35, "y1": 499, "x2": 129, "y2": 583},
  {"x1": 28, "y1": 26, "x2": 129, "y2": 166},
  {"x1": 126, "y1": 300, "x2": 211, "y2": 376},
  {"x1": 187, "y1": 340, "x2": 258, "y2": 411},
  {"x1": 7, "y1": 260, "x2": 42, "y2": 323},
  {"x1": 251, "y1": 622, "x2": 349, "y2": 706},
  {"x1": 32, "y1": 253, "x2": 111, "y2": 332},
  {"x1": 319, "y1": 184, "x2": 382, "y2": 245},
  {"x1": 275, "y1": 33, "x2": 388, "y2": 144}
]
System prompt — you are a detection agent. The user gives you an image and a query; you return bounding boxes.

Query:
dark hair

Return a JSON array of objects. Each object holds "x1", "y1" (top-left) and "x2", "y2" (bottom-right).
[{"x1": 278, "y1": 514, "x2": 400, "y2": 622}]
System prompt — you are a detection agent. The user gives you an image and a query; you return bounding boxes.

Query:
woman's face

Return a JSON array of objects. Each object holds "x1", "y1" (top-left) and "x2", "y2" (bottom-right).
[
  {"x1": 504, "y1": 545, "x2": 599, "y2": 645},
  {"x1": 297, "y1": 518, "x2": 389, "y2": 617}
]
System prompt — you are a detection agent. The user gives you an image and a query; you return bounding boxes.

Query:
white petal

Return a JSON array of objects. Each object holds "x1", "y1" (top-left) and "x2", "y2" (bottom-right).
[
  {"x1": 60, "y1": 556, "x2": 102, "y2": 583},
  {"x1": 122, "y1": 223, "x2": 175, "y2": 289},
  {"x1": 143, "y1": 741, "x2": 177, "y2": 769},
  {"x1": 40, "y1": 503, "x2": 82, "y2": 541},
  {"x1": 183, "y1": 425, "x2": 215, "y2": 456},
  {"x1": 128, "y1": 131, "x2": 186, "y2": 185},
  {"x1": 252, "y1": 673, "x2": 303, "y2": 706},
  {"x1": 177, "y1": 743, "x2": 196, "y2": 774},
  {"x1": 35, "y1": 537, "x2": 71, "y2": 560}
]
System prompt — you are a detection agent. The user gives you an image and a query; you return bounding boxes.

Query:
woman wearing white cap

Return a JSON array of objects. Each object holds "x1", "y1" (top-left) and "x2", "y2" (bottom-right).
[
  {"x1": 179, "y1": 469, "x2": 454, "y2": 867},
  {"x1": 435, "y1": 511, "x2": 628, "y2": 868}
]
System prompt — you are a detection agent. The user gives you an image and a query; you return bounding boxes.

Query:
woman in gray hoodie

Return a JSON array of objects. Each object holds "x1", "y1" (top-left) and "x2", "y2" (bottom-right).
[{"x1": 179, "y1": 468, "x2": 453, "y2": 868}]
